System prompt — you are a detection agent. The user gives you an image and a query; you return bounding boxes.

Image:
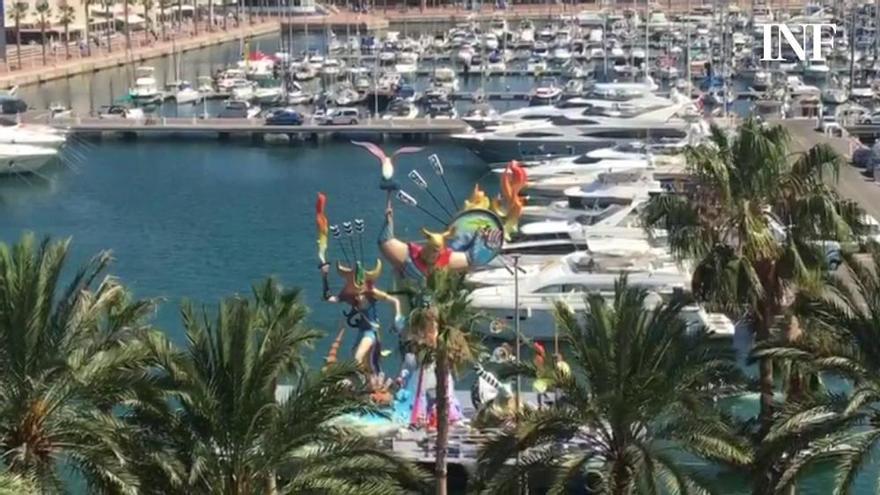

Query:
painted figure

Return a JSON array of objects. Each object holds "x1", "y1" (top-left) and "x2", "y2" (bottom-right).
[{"x1": 316, "y1": 193, "x2": 404, "y2": 376}]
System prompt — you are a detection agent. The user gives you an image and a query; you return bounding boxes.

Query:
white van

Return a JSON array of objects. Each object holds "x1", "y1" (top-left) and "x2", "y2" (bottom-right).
[{"x1": 318, "y1": 107, "x2": 360, "y2": 125}]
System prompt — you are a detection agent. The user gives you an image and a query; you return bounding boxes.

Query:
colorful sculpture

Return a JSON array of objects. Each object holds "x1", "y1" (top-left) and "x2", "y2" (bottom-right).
[{"x1": 316, "y1": 193, "x2": 404, "y2": 376}]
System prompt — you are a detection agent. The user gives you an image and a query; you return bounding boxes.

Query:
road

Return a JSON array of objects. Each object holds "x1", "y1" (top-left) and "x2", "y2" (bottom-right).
[{"x1": 780, "y1": 119, "x2": 880, "y2": 220}]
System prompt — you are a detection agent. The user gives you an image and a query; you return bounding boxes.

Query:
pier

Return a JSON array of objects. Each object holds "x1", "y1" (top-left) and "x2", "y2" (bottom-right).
[{"x1": 38, "y1": 115, "x2": 467, "y2": 142}]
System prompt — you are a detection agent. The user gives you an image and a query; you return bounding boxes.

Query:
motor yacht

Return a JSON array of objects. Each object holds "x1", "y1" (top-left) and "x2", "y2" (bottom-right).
[
  {"x1": 377, "y1": 72, "x2": 403, "y2": 92},
  {"x1": 382, "y1": 99, "x2": 419, "y2": 119},
  {"x1": 216, "y1": 69, "x2": 248, "y2": 92},
  {"x1": 321, "y1": 59, "x2": 345, "y2": 79},
  {"x1": 530, "y1": 78, "x2": 563, "y2": 106},
  {"x1": 430, "y1": 67, "x2": 459, "y2": 92},
  {"x1": 0, "y1": 143, "x2": 59, "y2": 175},
  {"x1": 469, "y1": 254, "x2": 720, "y2": 339},
  {"x1": 395, "y1": 50, "x2": 419, "y2": 75},
  {"x1": 752, "y1": 69, "x2": 772, "y2": 91},
  {"x1": 168, "y1": 80, "x2": 200, "y2": 104},
  {"x1": 219, "y1": 100, "x2": 261, "y2": 119},
  {"x1": 462, "y1": 105, "x2": 501, "y2": 130},
  {"x1": 454, "y1": 108, "x2": 699, "y2": 162},
  {"x1": 0, "y1": 124, "x2": 67, "y2": 148},
  {"x1": 469, "y1": 241, "x2": 671, "y2": 287},
  {"x1": 129, "y1": 66, "x2": 160, "y2": 102},
  {"x1": 230, "y1": 79, "x2": 256, "y2": 101},
  {"x1": 521, "y1": 170, "x2": 665, "y2": 222}
]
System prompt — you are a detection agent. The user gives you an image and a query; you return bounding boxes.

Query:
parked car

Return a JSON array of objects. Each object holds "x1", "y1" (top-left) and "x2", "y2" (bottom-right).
[
  {"x1": 316, "y1": 107, "x2": 360, "y2": 125},
  {"x1": 264, "y1": 108, "x2": 304, "y2": 126},
  {"x1": 97, "y1": 105, "x2": 145, "y2": 120},
  {"x1": 859, "y1": 111, "x2": 880, "y2": 125}
]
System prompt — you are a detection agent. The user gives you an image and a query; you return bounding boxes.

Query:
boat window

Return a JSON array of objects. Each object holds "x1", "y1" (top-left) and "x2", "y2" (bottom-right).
[
  {"x1": 516, "y1": 132, "x2": 562, "y2": 138},
  {"x1": 561, "y1": 284, "x2": 588, "y2": 293},
  {"x1": 534, "y1": 285, "x2": 563, "y2": 294},
  {"x1": 583, "y1": 129, "x2": 686, "y2": 139},
  {"x1": 511, "y1": 244, "x2": 578, "y2": 255}
]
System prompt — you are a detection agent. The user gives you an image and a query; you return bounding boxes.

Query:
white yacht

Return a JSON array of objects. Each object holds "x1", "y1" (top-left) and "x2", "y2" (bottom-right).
[
  {"x1": 167, "y1": 81, "x2": 200, "y2": 104},
  {"x1": 521, "y1": 170, "x2": 665, "y2": 222},
  {"x1": 431, "y1": 67, "x2": 459, "y2": 92},
  {"x1": 218, "y1": 100, "x2": 261, "y2": 119},
  {"x1": 321, "y1": 59, "x2": 345, "y2": 79},
  {"x1": 470, "y1": 254, "x2": 722, "y2": 339},
  {"x1": 0, "y1": 143, "x2": 59, "y2": 175},
  {"x1": 752, "y1": 70, "x2": 772, "y2": 91},
  {"x1": 469, "y1": 242, "x2": 671, "y2": 287},
  {"x1": 216, "y1": 69, "x2": 248, "y2": 92},
  {"x1": 129, "y1": 66, "x2": 160, "y2": 102},
  {"x1": 453, "y1": 107, "x2": 699, "y2": 162},
  {"x1": 462, "y1": 105, "x2": 502, "y2": 130},
  {"x1": 0, "y1": 125, "x2": 67, "y2": 148},
  {"x1": 230, "y1": 79, "x2": 256, "y2": 101},
  {"x1": 395, "y1": 50, "x2": 419, "y2": 75},
  {"x1": 382, "y1": 99, "x2": 418, "y2": 119},
  {"x1": 530, "y1": 78, "x2": 563, "y2": 106}
]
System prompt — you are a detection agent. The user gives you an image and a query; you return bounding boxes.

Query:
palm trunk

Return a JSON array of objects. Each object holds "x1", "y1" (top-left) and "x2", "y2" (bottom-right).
[
  {"x1": 207, "y1": 0, "x2": 213, "y2": 31},
  {"x1": 64, "y1": 23, "x2": 70, "y2": 58},
  {"x1": 160, "y1": 3, "x2": 166, "y2": 40},
  {"x1": 105, "y1": 3, "x2": 112, "y2": 52},
  {"x1": 177, "y1": 0, "x2": 182, "y2": 32},
  {"x1": 223, "y1": 1, "x2": 228, "y2": 30},
  {"x1": 15, "y1": 19, "x2": 21, "y2": 69},
  {"x1": 84, "y1": 2, "x2": 92, "y2": 56},
  {"x1": 193, "y1": 1, "x2": 199, "y2": 35},
  {"x1": 144, "y1": 4, "x2": 149, "y2": 43},
  {"x1": 40, "y1": 17, "x2": 47, "y2": 65},
  {"x1": 434, "y1": 347, "x2": 449, "y2": 495},
  {"x1": 124, "y1": 0, "x2": 131, "y2": 50},
  {"x1": 751, "y1": 266, "x2": 778, "y2": 495}
]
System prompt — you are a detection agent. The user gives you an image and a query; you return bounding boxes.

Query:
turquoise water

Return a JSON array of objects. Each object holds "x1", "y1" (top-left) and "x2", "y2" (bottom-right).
[{"x1": 0, "y1": 138, "x2": 488, "y2": 355}]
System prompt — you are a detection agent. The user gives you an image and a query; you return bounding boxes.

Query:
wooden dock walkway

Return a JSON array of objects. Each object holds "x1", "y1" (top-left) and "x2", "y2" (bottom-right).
[{"x1": 38, "y1": 115, "x2": 468, "y2": 141}]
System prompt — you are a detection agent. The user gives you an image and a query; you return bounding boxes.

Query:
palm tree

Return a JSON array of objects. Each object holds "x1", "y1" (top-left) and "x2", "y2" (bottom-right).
[
  {"x1": 176, "y1": 0, "x2": 182, "y2": 33},
  {"x1": 641, "y1": 117, "x2": 861, "y2": 435},
  {"x1": 476, "y1": 277, "x2": 751, "y2": 494},
  {"x1": 58, "y1": 3, "x2": 75, "y2": 59},
  {"x1": 749, "y1": 248, "x2": 880, "y2": 493},
  {"x1": 0, "y1": 472, "x2": 36, "y2": 495},
  {"x1": 206, "y1": 0, "x2": 212, "y2": 32},
  {"x1": 34, "y1": 1, "x2": 51, "y2": 65},
  {"x1": 192, "y1": 0, "x2": 199, "y2": 35},
  {"x1": 140, "y1": 0, "x2": 153, "y2": 42},
  {"x1": 122, "y1": 0, "x2": 131, "y2": 50},
  {"x1": 409, "y1": 270, "x2": 481, "y2": 495},
  {"x1": 125, "y1": 278, "x2": 428, "y2": 493},
  {"x1": 81, "y1": 0, "x2": 92, "y2": 56},
  {"x1": 103, "y1": 0, "x2": 112, "y2": 52},
  {"x1": 158, "y1": 0, "x2": 168, "y2": 40},
  {"x1": 0, "y1": 234, "x2": 162, "y2": 492},
  {"x1": 9, "y1": 2, "x2": 29, "y2": 69}
]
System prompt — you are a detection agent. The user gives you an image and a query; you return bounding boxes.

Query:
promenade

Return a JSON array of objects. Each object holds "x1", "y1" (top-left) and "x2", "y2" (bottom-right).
[{"x1": 0, "y1": 18, "x2": 278, "y2": 88}]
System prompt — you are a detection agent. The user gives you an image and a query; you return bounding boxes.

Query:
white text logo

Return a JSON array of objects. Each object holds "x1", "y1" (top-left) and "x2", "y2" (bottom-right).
[{"x1": 760, "y1": 24, "x2": 836, "y2": 62}]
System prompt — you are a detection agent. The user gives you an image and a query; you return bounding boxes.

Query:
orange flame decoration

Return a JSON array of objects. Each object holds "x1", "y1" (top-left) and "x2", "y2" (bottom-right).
[
  {"x1": 500, "y1": 161, "x2": 527, "y2": 236},
  {"x1": 316, "y1": 193, "x2": 329, "y2": 264}
]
